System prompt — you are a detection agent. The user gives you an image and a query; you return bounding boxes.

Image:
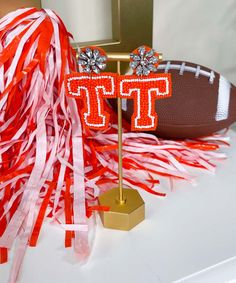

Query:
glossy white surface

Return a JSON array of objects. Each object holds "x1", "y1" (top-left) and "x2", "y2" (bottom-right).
[{"x1": 1, "y1": 129, "x2": 236, "y2": 283}]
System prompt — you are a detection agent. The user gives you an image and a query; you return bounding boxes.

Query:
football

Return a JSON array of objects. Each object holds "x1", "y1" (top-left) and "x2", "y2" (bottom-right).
[{"x1": 109, "y1": 60, "x2": 236, "y2": 139}]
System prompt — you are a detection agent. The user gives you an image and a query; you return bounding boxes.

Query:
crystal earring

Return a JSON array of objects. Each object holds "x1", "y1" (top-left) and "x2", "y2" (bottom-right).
[
  {"x1": 129, "y1": 45, "x2": 160, "y2": 76},
  {"x1": 78, "y1": 46, "x2": 107, "y2": 74}
]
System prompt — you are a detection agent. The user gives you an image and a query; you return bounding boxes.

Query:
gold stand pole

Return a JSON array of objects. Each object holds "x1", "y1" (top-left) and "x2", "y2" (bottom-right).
[
  {"x1": 98, "y1": 53, "x2": 146, "y2": 231},
  {"x1": 117, "y1": 61, "x2": 125, "y2": 205}
]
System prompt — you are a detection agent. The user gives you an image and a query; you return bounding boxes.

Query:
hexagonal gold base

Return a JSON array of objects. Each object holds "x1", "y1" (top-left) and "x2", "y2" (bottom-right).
[{"x1": 98, "y1": 188, "x2": 145, "y2": 231}]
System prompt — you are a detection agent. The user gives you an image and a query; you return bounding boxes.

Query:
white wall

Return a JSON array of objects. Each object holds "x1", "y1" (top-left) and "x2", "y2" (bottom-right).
[
  {"x1": 41, "y1": 0, "x2": 236, "y2": 84},
  {"x1": 153, "y1": 0, "x2": 236, "y2": 84},
  {"x1": 41, "y1": 0, "x2": 112, "y2": 43}
]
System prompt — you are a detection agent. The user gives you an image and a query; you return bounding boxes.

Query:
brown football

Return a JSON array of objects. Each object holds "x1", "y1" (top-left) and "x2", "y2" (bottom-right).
[{"x1": 109, "y1": 60, "x2": 236, "y2": 139}]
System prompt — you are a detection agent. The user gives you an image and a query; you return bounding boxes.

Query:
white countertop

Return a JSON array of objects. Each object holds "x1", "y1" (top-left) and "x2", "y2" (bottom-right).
[{"x1": 1, "y1": 129, "x2": 236, "y2": 283}]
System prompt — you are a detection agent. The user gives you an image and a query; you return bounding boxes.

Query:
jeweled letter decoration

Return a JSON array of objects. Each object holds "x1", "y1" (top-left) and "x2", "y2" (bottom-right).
[
  {"x1": 119, "y1": 46, "x2": 172, "y2": 131},
  {"x1": 66, "y1": 47, "x2": 117, "y2": 130},
  {"x1": 65, "y1": 45, "x2": 172, "y2": 131}
]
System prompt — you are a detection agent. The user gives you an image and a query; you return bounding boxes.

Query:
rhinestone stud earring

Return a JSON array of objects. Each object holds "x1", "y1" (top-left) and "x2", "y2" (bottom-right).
[
  {"x1": 129, "y1": 45, "x2": 160, "y2": 76},
  {"x1": 78, "y1": 46, "x2": 107, "y2": 74}
]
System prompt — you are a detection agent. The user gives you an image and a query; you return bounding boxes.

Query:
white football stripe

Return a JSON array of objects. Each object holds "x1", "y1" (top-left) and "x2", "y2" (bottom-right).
[
  {"x1": 215, "y1": 75, "x2": 231, "y2": 121},
  {"x1": 158, "y1": 62, "x2": 215, "y2": 82}
]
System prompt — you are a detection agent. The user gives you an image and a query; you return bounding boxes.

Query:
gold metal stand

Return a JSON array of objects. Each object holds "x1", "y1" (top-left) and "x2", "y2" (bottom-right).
[{"x1": 98, "y1": 53, "x2": 145, "y2": 231}]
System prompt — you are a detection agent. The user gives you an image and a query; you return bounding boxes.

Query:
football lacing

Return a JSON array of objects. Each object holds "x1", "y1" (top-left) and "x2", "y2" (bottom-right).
[{"x1": 158, "y1": 61, "x2": 215, "y2": 84}]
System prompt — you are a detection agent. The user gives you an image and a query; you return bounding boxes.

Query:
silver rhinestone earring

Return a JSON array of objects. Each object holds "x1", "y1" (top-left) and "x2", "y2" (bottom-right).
[{"x1": 78, "y1": 46, "x2": 107, "y2": 74}]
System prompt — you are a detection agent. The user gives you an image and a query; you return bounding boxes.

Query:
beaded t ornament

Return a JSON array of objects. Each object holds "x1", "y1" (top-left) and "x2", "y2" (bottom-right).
[{"x1": 65, "y1": 45, "x2": 172, "y2": 131}]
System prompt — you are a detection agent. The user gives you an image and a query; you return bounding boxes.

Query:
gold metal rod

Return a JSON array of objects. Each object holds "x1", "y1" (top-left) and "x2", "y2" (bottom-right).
[
  {"x1": 107, "y1": 52, "x2": 130, "y2": 62},
  {"x1": 106, "y1": 52, "x2": 163, "y2": 62},
  {"x1": 117, "y1": 60, "x2": 125, "y2": 205}
]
